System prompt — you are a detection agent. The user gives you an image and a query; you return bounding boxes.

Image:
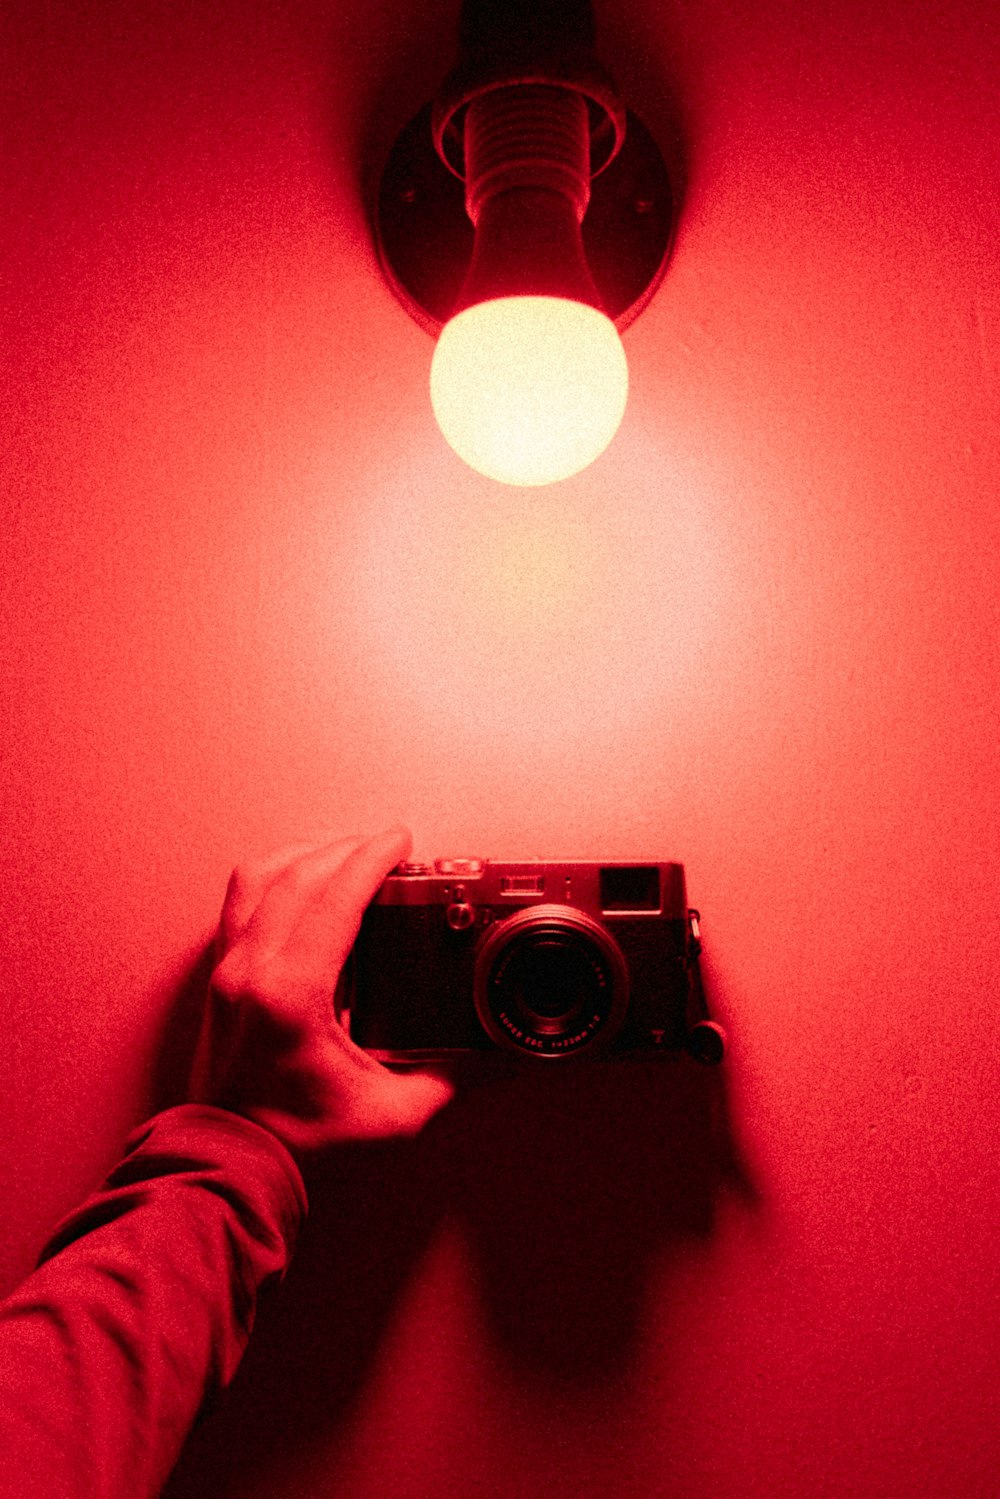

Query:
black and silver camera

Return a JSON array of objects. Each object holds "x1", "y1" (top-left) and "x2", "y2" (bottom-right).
[{"x1": 344, "y1": 859, "x2": 725, "y2": 1063}]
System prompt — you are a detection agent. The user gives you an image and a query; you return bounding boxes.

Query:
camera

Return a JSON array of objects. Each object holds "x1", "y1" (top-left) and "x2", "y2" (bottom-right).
[{"x1": 343, "y1": 859, "x2": 725, "y2": 1063}]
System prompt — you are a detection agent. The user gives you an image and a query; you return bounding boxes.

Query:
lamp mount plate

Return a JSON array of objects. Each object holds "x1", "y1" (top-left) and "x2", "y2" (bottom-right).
[{"x1": 376, "y1": 103, "x2": 675, "y2": 336}]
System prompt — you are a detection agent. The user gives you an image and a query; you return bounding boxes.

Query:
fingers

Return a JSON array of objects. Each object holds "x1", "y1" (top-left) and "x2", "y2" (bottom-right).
[
  {"x1": 221, "y1": 833, "x2": 369, "y2": 958},
  {"x1": 269, "y1": 827, "x2": 412, "y2": 986},
  {"x1": 303, "y1": 827, "x2": 414, "y2": 972},
  {"x1": 219, "y1": 839, "x2": 342, "y2": 952},
  {"x1": 223, "y1": 827, "x2": 411, "y2": 978},
  {"x1": 369, "y1": 1068, "x2": 456, "y2": 1137}
]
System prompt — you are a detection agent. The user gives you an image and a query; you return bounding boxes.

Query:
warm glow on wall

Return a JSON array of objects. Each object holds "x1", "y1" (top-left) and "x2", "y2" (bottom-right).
[
  {"x1": 341, "y1": 430, "x2": 733, "y2": 773},
  {"x1": 429, "y1": 296, "x2": 629, "y2": 486}
]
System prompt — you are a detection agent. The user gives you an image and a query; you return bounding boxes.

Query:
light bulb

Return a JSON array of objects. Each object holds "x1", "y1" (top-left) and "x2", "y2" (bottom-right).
[
  {"x1": 431, "y1": 294, "x2": 628, "y2": 486},
  {"x1": 375, "y1": 9, "x2": 676, "y2": 475}
]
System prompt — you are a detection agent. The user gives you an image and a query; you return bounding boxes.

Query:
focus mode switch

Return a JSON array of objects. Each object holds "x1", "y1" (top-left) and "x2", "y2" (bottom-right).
[{"x1": 446, "y1": 882, "x2": 476, "y2": 931}]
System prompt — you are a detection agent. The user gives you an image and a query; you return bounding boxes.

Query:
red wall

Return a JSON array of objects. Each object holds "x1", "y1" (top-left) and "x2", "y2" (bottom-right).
[{"x1": 3, "y1": 1, "x2": 999, "y2": 1495}]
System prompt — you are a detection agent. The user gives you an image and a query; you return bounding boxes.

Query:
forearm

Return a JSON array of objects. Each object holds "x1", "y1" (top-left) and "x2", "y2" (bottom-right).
[{"x1": 0, "y1": 1105, "x2": 306, "y2": 1499}]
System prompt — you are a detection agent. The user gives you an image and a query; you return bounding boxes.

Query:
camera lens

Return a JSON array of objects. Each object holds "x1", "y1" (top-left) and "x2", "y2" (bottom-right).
[
  {"x1": 474, "y1": 907, "x2": 628, "y2": 1056},
  {"x1": 498, "y1": 934, "x2": 600, "y2": 1030}
]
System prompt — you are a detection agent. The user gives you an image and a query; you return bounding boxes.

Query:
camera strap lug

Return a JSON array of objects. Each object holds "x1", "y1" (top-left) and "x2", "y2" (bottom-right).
[{"x1": 684, "y1": 908, "x2": 726, "y2": 1065}]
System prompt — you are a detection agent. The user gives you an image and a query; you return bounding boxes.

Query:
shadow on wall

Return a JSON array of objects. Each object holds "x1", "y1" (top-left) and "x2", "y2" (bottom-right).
[
  {"x1": 159, "y1": 956, "x2": 757, "y2": 1498},
  {"x1": 434, "y1": 1053, "x2": 753, "y2": 1382}
]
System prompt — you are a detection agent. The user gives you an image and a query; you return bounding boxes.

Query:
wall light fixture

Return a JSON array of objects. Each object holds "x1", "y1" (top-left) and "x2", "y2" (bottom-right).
[{"x1": 376, "y1": 0, "x2": 675, "y2": 486}]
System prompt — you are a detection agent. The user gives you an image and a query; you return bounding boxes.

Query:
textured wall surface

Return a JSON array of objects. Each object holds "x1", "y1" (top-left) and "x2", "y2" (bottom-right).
[{"x1": 3, "y1": 1, "x2": 999, "y2": 1495}]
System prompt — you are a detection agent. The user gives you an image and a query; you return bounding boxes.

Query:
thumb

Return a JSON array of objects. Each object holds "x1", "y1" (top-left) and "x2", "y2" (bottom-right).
[{"x1": 380, "y1": 1068, "x2": 455, "y2": 1136}]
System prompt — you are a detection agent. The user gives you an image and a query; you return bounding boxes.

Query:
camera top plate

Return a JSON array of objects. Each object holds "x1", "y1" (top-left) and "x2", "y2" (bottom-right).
[{"x1": 377, "y1": 859, "x2": 688, "y2": 919}]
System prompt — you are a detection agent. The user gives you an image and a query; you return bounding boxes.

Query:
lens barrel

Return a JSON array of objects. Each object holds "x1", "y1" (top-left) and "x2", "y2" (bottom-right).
[{"x1": 474, "y1": 905, "x2": 629, "y2": 1056}]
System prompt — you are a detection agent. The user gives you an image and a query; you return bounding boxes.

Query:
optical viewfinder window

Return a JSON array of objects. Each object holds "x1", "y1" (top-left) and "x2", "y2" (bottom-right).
[{"x1": 599, "y1": 866, "x2": 661, "y2": 912}]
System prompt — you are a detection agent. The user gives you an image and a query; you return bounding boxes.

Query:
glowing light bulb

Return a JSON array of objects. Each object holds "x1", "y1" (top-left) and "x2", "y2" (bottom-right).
[{"x1": 430, "y1": 295, "x2": 628, "y2": 486}]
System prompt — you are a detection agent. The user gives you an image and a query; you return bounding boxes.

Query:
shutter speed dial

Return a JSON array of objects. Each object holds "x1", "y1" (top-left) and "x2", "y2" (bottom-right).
[{"x1": 435, "y1": 859, "x2": 484, "y2": 876}]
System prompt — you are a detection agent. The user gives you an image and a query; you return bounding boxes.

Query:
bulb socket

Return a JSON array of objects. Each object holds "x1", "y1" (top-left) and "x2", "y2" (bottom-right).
[
  {"x1": 463, "y1": 85, "x2": 591, "y2": 225},
  {"x1": 452, "y1": 85, "x2": 604, "y2": 314},
  {"x1": 375, "y1": 45, "x2": 675, "y2": 334}
]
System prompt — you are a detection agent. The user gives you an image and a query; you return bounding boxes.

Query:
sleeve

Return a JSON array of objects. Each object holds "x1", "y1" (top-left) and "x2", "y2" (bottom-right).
[{"x1": 0, "y1": 1104, "x2": 307, "y2": 1499}]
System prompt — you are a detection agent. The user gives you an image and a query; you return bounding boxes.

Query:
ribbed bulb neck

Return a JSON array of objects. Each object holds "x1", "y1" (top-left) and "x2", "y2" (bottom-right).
[
  {"x1": 463, "y1": 84, "x2": 591, "y2": 225},
  {"x1": 453, "y1": 84, "x2": 603, "y2": 314}
]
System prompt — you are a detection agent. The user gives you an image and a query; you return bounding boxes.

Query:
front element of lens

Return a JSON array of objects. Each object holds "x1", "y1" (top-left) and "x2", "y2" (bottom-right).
[{"x1": 473, "y1": 906, "x2": 629, "y2": 1057}]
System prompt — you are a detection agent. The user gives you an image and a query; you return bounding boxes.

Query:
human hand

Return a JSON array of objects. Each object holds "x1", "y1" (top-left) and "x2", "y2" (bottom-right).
[{"x1": 189, "y1": 829, "x2": 453, "y2": 1169}]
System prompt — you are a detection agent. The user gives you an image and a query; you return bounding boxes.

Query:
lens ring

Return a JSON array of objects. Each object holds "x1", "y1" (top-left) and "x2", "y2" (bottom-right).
[{"x1": 473, "y1": 905, "x2": 629, "y2": 1057}]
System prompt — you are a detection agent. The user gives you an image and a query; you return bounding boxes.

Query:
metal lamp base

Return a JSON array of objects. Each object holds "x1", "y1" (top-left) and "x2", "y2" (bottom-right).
[{"x1": 375, "y1": 101, "x2": 676, "y2": 336}]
